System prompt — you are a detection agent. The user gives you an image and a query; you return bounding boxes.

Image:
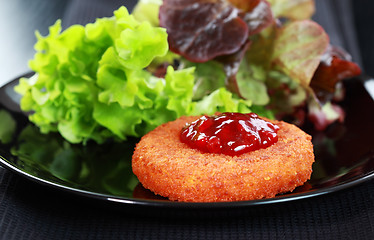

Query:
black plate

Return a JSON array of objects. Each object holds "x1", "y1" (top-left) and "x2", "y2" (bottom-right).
[{"x1": 0, "y1": 73, "x2": 374, "y2": 208}]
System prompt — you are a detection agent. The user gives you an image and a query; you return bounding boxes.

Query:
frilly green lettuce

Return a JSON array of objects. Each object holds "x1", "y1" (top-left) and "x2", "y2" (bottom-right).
[
  {"x1": 132, "y1": 0, "x2": 162, "y2": 26},
  {"x1": 15, "y1": 7, "x2": 251, "y2": 144}
]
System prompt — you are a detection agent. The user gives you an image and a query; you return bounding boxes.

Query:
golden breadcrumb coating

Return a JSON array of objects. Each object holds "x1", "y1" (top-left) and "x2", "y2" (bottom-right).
[{"x1": 132, "y1": 115, "x2": 314, "y2": 202}]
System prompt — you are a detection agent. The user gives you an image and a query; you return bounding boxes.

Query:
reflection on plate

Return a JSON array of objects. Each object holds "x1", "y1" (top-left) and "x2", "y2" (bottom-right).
[{"x1": 0, "y1": 73, "x2": 374, "y2": 208}]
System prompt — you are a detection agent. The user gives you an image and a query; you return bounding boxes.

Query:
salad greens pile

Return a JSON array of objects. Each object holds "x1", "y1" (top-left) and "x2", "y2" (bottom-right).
[
  {"x1": 135, "y1": 0, "x2": 360, "y2": 129},
  {"x1": 15, "y1": 7, "x2": 251, "y2": 144},
  {"x1": 15, "y1": 0, "x2": 361, "y2": 144}
]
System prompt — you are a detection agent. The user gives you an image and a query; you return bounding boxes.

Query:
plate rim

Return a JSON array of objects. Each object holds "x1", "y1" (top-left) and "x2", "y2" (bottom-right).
[
  {"x1": 1, "y1": 72, "x2": 374, "y2": 209},
  {"x1": 1, "y1": 153, "x2": 374, "y2": 208}
]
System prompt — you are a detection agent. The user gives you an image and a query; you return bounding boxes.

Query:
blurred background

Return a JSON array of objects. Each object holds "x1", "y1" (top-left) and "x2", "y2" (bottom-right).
[{"x1": 0, "y1": 0, "x2": 373, "y2": 87}]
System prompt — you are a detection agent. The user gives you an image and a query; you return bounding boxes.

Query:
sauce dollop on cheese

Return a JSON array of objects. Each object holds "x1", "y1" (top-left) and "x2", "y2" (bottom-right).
[{"x1": 180, "y1": 112, "x2": 279, "y2": 156}]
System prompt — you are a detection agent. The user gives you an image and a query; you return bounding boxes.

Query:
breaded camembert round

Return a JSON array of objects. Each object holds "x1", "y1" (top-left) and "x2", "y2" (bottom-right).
[{"x1": 132, "y1": 115, "x2": 314, "y2": 202}]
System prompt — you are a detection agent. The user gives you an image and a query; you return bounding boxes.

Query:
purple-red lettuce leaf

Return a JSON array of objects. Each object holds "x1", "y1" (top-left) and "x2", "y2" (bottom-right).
[
  {"x1": 159, "y1": 0, "x2": 273, "y2": 63},
  {"x1": 159, "y1": 0, "x2": 248, "y2": 62},
  {"x1": 235, "y1": 0, "x2": 274, "y2": 35},
  {"x1": 271, "y1": 20, "x2": 329, "y2": 88},
  {"x1": 306, "y1": 46, "x2": 361, "y2": 130},
  {"x1": 310, "y1": 45, "x2": 361, "y2": 94}
]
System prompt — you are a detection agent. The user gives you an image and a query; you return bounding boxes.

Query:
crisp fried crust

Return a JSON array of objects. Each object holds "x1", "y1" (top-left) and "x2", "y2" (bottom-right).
[{"x1": 132, "y1": 115, "x2": 314, "y2": 202}]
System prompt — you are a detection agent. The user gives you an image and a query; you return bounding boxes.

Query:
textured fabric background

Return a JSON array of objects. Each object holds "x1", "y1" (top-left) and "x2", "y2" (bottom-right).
[{"x1": 0, "y1": 0, "x2": 373, "y2": 239}]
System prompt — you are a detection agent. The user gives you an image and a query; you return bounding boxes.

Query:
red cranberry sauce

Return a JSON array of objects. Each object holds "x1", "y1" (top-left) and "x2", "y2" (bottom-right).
[{"x1": 180, "y1": 112, "x2": 280, "y2": 156}]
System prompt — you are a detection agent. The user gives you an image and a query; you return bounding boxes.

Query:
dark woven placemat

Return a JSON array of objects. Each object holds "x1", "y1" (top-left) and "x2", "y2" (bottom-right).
[{"x1": 0, "y1": 167, "x2": 373, "y2": 239}]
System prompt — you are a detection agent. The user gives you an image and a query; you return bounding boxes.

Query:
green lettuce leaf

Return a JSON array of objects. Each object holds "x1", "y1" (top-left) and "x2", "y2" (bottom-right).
[
  {"x1": 93, "y1": 66, "x2": 195, "y2": 139},
  {"x1": 192, "y1": 88, "x2": 252, "y2": 115},
  {"x1": 267, "y1": 0, "x2": 315, "y2": 20},
  {"x1": 236, "y1": 59, "x2": 269, "y2": 106},
  {"x1": 132, "y1": 0, "x2": 162, "y2": 26},
  {"x1": 182, "y1": 60, "x2": 226, "y2": 100},
  {"x1": 115, "y1": 21, "x2": 168, "y2": 69}
]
